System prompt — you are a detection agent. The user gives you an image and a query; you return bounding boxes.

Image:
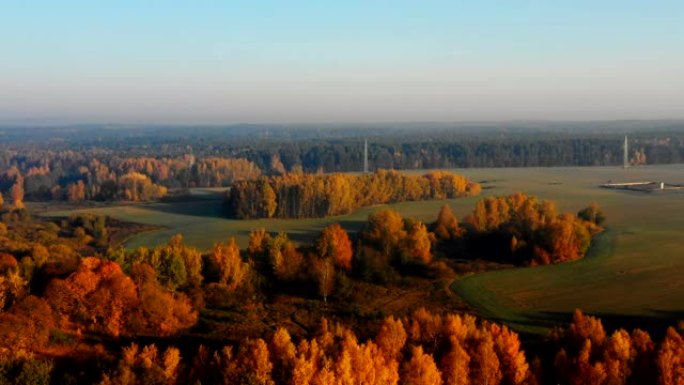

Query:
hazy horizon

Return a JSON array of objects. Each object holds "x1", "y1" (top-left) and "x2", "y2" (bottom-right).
[{"x1": 2, "y1": 1, "x2": 683, "y2": 124}]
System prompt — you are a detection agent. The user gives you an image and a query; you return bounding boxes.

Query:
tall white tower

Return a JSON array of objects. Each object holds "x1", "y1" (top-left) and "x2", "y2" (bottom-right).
[
  {"x1": 623, "y1": 135, "x2": 629, "y2": 168},
  {"x1": 363, "y1": 139, "x2": 369, "y2": 173}
]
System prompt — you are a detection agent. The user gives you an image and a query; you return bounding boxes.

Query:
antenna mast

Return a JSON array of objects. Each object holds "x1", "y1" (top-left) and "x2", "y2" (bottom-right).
[
  {"x1": 623, "y1": 135, "x2": 629, "y2": 168},
  {"x1": 363, "y1": 139, "x2": 369, "y2": 173}
]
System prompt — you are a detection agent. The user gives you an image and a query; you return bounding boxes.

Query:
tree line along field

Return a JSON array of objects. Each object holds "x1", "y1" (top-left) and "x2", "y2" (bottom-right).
[{"x1": 46, "y1": 164, "x2": 684, "y2": 335}]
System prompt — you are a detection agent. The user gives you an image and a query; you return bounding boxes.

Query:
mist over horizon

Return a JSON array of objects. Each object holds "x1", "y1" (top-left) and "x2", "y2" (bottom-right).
[{"x1": 2, "y1": 1, "x2": 683, "y2": 124}]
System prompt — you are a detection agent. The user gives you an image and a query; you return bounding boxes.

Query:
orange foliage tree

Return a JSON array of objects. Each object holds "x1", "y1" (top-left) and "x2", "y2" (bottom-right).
[
  {"x1": 462, "y1": 193, "x2": 603, "y2": 265},
  {"x1": 128, "y1": 262, "x2": 198, "y2": 336},
  {"x1": 267, "y1": 232, "x2": 304, "y2": 282},
  {"x1": 315, "y1": 224, "x2": 353, "y2": 272},
  {"x1": 46, "y1": 257, "x2": 138, "y2": 337},
  {"x1": 248, "y1": 228, "x2": 271, "y2": 260},
  {"x1": 45, "y1": 257, "x2": 197, "y2": 338},
  {"x1": 402, "y1": 345, "x2": 443, "y2": 385},
  {"x1": 658, "y1": 327, "x2": 684, "y2": 385},
  {"x1": 9, "y1": 175, "x2": 25, "y2": 209},
  {"x1": 226, "y1": 169, "x2": 480, "y2": 219},
  {"x1": 432, "y1": 205, "x2": 462, "y2": 241},
  {"x1": 209, "y1": 237, "x2": 248, "y2": 291}
]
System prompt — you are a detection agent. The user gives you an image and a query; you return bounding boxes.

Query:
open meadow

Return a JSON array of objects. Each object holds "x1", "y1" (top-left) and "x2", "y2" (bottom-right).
[{"x1": 46, "y1": 164, "x2": 684, "y2": 334}]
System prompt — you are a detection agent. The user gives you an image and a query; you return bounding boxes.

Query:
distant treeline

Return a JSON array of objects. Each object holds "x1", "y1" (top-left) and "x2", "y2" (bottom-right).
[
  {"x1": 245, "y1": 136, "x2": 655, "y2": 173},
  {"x1": 225, "y1": 170, "x2": 481, "y2": 219},
  {"x1": 0, "y1": 153, "x2": 260, "y2": 204},
  {"x1": 2, "y1": 122, "x2": 684, "y2": 203}
]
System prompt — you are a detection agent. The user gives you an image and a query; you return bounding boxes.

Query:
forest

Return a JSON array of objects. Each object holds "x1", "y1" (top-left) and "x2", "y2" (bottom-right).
[
  {"x1": 2, "y1": 188, "x2": 680, "y2": 385},
  {"x1": 0, "y1": 153, "x2": 260, "y2": 203},
  {"x1": 0, "y1": 125, "x2": 683, "y2": 384},
  {"x1": 0, "y1": 122, "x2": 682, "y2": 204},
  {"x1": 225, "y1": 170, "x2": 481, "y2": 219}
]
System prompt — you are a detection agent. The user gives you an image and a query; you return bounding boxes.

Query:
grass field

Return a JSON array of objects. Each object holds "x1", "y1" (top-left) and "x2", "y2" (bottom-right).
[
  {"x1": 46, "y1": 165, "x2": 684, "y2": 334},
  {"x1": 45, "y1": 186, "x2": 484, "y2": 251},
  {"x1": 450, "y1": 164, "x2": 684, "y2": 335}
]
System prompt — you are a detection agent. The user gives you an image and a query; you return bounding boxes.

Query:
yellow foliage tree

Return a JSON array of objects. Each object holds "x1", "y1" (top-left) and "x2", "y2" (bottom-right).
[
  {"x1": 210, "y1": 237, "x2": 248, "y2": 291},
  {"x1": 401, "y1": 345, "x2": 443, "y2": 385}
]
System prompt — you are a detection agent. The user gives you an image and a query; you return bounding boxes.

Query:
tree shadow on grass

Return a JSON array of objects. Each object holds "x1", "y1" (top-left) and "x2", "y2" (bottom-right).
[
  {"x1": 493, "y1": 309, "x2": 684, "y2": 342},
  {"x1": 229, "y1": 220, "x2": 368, "y2": 245}
]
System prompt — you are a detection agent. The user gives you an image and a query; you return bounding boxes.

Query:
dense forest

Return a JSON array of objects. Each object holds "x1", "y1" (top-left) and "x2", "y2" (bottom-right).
[
  {"x1": 0, "y1": 153, "x2": 260, "y2": 203},
  {"x1": 1, "y1": 191, "x2": 666, "y2": 384},
  {"x1": 225, "y1": 170, "x2": 480, "y2": 219},
  {"x1": 0, "y1": 122, "x2": 682, "y2": 203}
]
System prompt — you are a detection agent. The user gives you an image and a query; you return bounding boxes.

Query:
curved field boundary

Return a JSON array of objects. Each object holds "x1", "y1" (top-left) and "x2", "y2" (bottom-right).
[{"x1": 451, "y1": 230, "x2": 617, "y2": 335}]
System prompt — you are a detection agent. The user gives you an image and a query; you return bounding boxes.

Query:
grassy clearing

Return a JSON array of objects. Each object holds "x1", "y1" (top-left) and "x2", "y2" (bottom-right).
[
  {"x1": 45, "y1": 164, "x2": 684, "y2": 333},
  {"x1": 44, "y1": 190, "x2": 482, "y2": 251}
]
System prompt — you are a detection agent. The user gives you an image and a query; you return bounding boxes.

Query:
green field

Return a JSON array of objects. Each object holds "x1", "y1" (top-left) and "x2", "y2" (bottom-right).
[
  {"x1": 45, "y1": 186, "x2": 484, "y2": 251},
  {"x1": 450, "y1": 164, "x2": 684, "y2": 334},
  {"x1": 46, "y1": 165, "x2": 684, "y2": 333}
]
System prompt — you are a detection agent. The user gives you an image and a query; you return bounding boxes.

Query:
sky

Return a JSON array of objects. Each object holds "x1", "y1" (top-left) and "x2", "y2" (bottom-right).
[{"x1": 0, "y1": 1, "x2": 682, "y2": 124}]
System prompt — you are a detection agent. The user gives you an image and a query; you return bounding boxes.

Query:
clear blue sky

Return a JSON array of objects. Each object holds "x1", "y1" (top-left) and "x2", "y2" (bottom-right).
[{"x1": 1, "y1": 1, "x2": 682, "y2": 123}]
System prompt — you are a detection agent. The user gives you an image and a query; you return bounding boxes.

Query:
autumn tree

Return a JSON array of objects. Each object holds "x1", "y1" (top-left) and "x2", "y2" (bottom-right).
[
  {"x1": 313, "y1": 256, "x2": 334, "y2": 302},
  {"x1": 406, "y1": 307, "x2": 444, "y2": 352},
  {"x1": 10, "y1": 175, "x2": 24, "y2": 209},
  {"x1": 209, "y1": 237, "x2": 248, "y2": 291},
  {"x1": 401, "y1": 220, "x2": 433, "y2": 265},
  {"x1": 260, "y1": 180, "x2": 277, "y2": 218},
  {"x1": 432, "y1": 205, "x2": 462, "y2": 241},
  {"x1": 268, "y1": 232, "x2": 304, "y2": 282},
  {"x1": 248, "y1": 228, "x2": 271, "y2": 260},
  {"x1": 270, "y1": 328, "x2": 297, "y2": 383},
  {"x1": 46, "y1": 257, "x2": 138, "y2": 337},
  {"x1": 440, "y1": 337, "x2": 471, "y2": 385},
  {"x1": 401, "y1": 345, "x2": 443, "y2": 385},
  {"x1": 127, "y1": 234, "x2": 203, "y2": 290},
  {"x1": 471, "y1": 334, "x2": 502, "y2": 385},
  {"x1": 567, "y1": 309, "x2": 607, "y2": 349},
  {"x1": 657, "y1": 327, "x2": 684, "y2": 385},
  {"x1": 578, "y1": 202, "x2": 606, "y2": 226},
  {"x1": 491, "y1": 324, "x2": 530, "y2": 385},
  {"x1": 0, "y1": 296, "x2": 55, "y2": 355},
  {"x1": 315, "y1": 224, "x2": 353, "y2": 271},
  {"x1": 119, "y1": 172, "x2": 167, "y2": 201},
  {"x1": 363, "y1": 209, "x2": 406, "y2": 261},
  {"x1": 376, "y1": 316, "x2": 407, "y2": 360},
  {"x1": 101, "y1": 344, "x2": 182, "y2": 385},
  {"x1": 602, "y1": 329, "x2": 634, "y2": 385},
  {"x1": 0, "y1": 254, "x2": 25, "y2": 311},
  {"x1": 67, "y1": 180, "x2": 86, "y2": 202},
  {"x1": 230, "y1": 339, "x2": 275, "y2": 385},
  {"x1": 550, "y1": 310, "x2": 624, "y2": 385},
  {"x1": 128, "y1": 262, "x2": 198, "y2": 336},
  {"x1": 630, "y1": 329, "x2": 656, "y2": 384}
]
